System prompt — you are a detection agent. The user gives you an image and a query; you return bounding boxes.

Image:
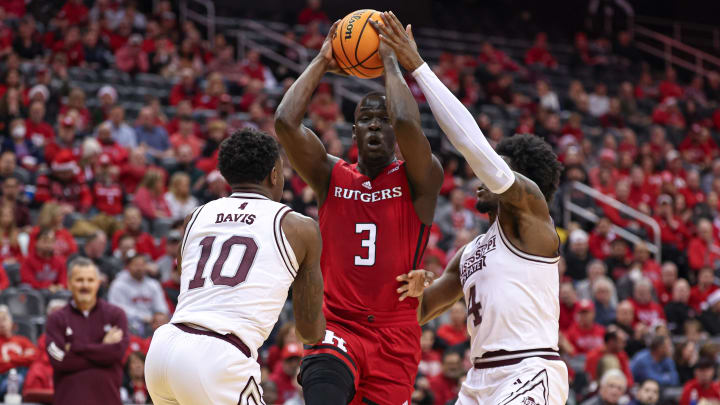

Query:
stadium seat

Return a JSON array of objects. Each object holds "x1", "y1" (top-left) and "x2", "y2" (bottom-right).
[
  {"x1": 13, "y1": 317, "x2": 37, "y2": 343},
  {"x1": 1, "y1": 288, "x2": 45, "y2": 319},
  {"x1": 3, "y1": 263, "x2": 21, "y2": 287}
]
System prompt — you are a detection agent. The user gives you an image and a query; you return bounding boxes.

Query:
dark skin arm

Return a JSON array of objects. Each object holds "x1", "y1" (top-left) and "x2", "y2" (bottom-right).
[
  {"x1": 282, "y1": 211, "x2": 326, "y2": 344},
  {"x1": 377, "y1": 12, "x2": 557, "y2": 256},
  {"x1": 414, "y1": 248, "x2": 464, "y2": 325},
  {"x1": 371, "y1": 14, "x2": 443, "y2": 225},
  {"x1": 496, "y1": 172, "x2": 559, "y2": 257},
  {"x1": 274, "y1": 21, "x2": 343, "y2": 206}
]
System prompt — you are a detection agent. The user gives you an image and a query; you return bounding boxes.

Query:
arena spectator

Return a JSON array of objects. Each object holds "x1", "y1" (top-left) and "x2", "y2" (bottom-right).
[
  {"x1": 112, "y1": 206, "x2": 160, "y2": 259},
  {"x1": 560, "y1": 281, "x2": 579, "y2": 332},
  {"x1": 580, "y1": 369, "x2": 627, "y2": 405},
  {"x1": 134, "y1": 169, "x2": 171, "y2": 221},
  {"x1": 120, "y1": 351, "x2": 149, "y2": 404},
  {"x1": 46, "y1": 257, "x2": 128, "y2": 405},
  {"x1": 436, "y1": 301, "x2": 469, "y2": 346},
  {"x1": 164, "y1": 172, "x2": 198, "y2": 222},
  {"x1": 525, "y1": 32, "x2": 557, "y2": 69},
  {"x1": 565, "y1": 229, "x2": 592, "y2": 280},
  {"x1": 24, "y1": 101, "x2": 54, "y2": 148},
  {"x1": 0, "y1": 176, "x2": 29, "y2": 228},
  {"x1": 566, "y1": 299, "x2": 605, "y2": 355},
  {"x1": 106, "y1": 106, "x2": 137, "y2": 149},
  {"x1": 20, "y1": 228, "x2": 67, "y2": 291},
  {"x1": 297, "y1": 0, "x2": 328, "y2": 25},
  {"x1": 418, "y1": 329, "x2": 442, "y2": 378},
  {"x1": 0, "y1": 151, "x2": 29, "y2": 185},
  {"x1": 630, "y1": 335, "x2": 679, "y2": 386},
  {"x1": 577, "y1": 260, "x2": 610, "y2": 301},
  {"x1": 169, "y1": 115, "x2": 203, "y2": 159},
  {"x1": 629, "y1": 278, "x2": 665, "y2": 326},
  {"x1": 664, "y1": 279, "x2": 694, "y2": 335},
  {"x1": 0, "y1": 305, "x2": 38, "y2": 394},
  {"x1": 4, "y1": 119, "x2": 42, "y2": 166},
  {"x1": 169, "y1": 68, "x2": 199, "y2": 106},
  {"x1": 429, "y1": 350, "x2": 463, "y2": 405},
  {"x1": 689, "y1": 267, "x2": 718, "y2": 312},
  {"x1": 35, "y1": 155, "x2": 91, "y2": 214},
  {"x1": 687, "y1": 219, "x2": 720, "y2": 272},
  {"x1": 270, "y1": 342, "x2": 302, "y2": 404},
  {"x1": 698, "y1": 290, "x2": 720, "y2": 335},
  {"x1": 655, "y1": 262, "x2": 678, "y2": 306},
  {"x1": 592, "y1": 277, "x2": 618, "y2": 326},
  {"x1": 115, "y1": 34, "x2": 149, "y2": 74},
  {"x1": 585, "y1": 327, "x2": 633, "y2": 386},
  {"x1": 108, "y1": 254, "x2": 168, "y2": 337},
  {"x1": 679, "y1": 357, "x2": 720, "y2": 405},
  {"x1": 436, "y1": 189, "x2": 477, "y2": 239},
  {"x1": 134, "y1": 107, "x2": 171, "y2": 162},
  {"x1": 22, "y1": 299, "x2": 66, "y2": 402},
  {"x1": 628, "y1": 379, "x2": 660, "y2": 405}
]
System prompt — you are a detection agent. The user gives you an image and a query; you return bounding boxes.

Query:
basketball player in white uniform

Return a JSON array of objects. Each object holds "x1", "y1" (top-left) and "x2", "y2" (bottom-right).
[
  {"x1": 145, "y1": 129, "x2": 326, "y2": 405},
  {"x1": 372, "y1": 13, "x2": 569, "y2": 404}
]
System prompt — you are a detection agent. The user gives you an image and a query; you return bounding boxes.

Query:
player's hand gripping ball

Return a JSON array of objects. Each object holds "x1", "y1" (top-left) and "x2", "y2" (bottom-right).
[{"x1": 332, "y1": 9, "x2": 384, "y2": 78}]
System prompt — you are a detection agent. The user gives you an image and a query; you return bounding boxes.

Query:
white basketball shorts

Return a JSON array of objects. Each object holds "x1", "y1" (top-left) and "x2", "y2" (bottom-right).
[
  {"x1": 457, "y1": 356, "x2": 569, "y2": 405},
  {"x1": 145, "y1": 324, "x2": 264, "y2": 405}
]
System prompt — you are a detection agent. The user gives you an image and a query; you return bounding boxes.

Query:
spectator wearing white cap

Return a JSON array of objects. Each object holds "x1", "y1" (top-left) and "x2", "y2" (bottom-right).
[
  {"x1": 565, "y1": 229, "x2": 592, "y2": 280},
  {"x1": 698, "y1": 290, "x2": 720, "y2": 335},
  {"x1": 91, "y1": 85, "x2": 117, "y2": 126}
]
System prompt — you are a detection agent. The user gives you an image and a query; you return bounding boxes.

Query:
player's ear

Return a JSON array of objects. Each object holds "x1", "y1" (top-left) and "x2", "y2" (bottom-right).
[{"x1": 270, "y1": 165, "x2": 278, "y2": 187}]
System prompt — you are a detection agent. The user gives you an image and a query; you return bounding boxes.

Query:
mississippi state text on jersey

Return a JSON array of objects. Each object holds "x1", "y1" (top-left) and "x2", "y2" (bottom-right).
[
  {"x1": 171, "y1": 191, "x2": 298, "y2": 358},
  {"x1": 460, "y1": 220, "x2": 561, "y2": 358},
  {"x1": 319, "y1": 159, "x2": 430, "y2": 322}
]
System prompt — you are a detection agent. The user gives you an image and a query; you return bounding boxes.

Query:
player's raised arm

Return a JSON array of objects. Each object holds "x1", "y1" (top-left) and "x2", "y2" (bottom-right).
[
  {"x1": 274, "y1": 21, "x2": 342, "y2": 204},
  {"x1": 377, "y1": 13, "x2": 557, "y2": 254},
  {"x1": 282, "y1": 212, "x2": 326, "y2": 344},
  {"x1": 397, "y1": 248, "x2": 464, "y2": 325},
  {"x1": 370, "y1": 14, "x2": 442, "y2": 225}
]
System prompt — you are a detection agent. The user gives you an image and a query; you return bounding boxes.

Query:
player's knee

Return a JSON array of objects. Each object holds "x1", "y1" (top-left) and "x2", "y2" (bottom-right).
[{"x1": 300, "y1": 357, "x2": 355, "y2": 404}]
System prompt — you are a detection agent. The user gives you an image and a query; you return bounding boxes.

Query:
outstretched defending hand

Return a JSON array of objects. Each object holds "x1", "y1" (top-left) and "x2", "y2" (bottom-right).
[
  {"x1": 370, "y1": 11, "x2": 424, "y2": 72},
  {"x1": 318, "y1": 20, "x2": 347, "y2": 75},
  {"x1": 396, "y1": 269, "x2": 435, "y2": 301}
]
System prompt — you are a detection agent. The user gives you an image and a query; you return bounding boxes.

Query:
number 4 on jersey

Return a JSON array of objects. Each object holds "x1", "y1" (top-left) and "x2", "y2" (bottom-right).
[{"x1": 467, "y1": 285, "x2": 482, "y2": 326}]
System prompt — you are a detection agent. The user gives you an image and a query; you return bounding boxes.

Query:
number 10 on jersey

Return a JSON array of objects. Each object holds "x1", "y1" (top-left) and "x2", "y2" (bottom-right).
[{"x1": 354, "y1": 223, "x2": 376, "y2": 266}]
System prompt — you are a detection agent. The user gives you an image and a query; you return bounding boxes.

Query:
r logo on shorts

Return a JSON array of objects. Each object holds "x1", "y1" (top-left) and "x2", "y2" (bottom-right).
[{"x1": 322, "y1": 330, "x2": 347, "y2": 352}]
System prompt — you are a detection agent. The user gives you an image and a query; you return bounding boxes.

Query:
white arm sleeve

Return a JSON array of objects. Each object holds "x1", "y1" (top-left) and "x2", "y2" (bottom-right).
[{"x1": 412, "y1": 63, "x2": 515, "y2": 194}]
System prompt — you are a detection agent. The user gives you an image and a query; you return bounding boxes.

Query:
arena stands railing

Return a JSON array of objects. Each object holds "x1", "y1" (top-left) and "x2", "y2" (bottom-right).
[
  {"x1": 634, "y1": 15, "x2": 720, "y2": 54},
  {"x1": 563, "y1": 181, "x2": 662, "y2": 261},
  {"x1": 633, "y1": 24, "x2": 720, "y2": 77}
]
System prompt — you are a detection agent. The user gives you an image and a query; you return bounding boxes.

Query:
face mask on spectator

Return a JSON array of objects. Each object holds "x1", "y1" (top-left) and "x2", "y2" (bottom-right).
[{"x1": 12, "y1": 126, "x2": 25, "y2": 138}]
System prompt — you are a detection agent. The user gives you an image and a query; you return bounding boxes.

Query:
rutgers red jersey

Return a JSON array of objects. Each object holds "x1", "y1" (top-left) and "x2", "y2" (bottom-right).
[{"x1": 319, "y1": 160, "x2": 429, "y2": 322}]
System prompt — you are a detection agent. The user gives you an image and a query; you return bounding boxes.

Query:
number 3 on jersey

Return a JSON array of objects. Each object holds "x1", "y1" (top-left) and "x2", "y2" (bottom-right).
[
  {"x1": 354, "y1": 223, "x2": 376, "y2": 266},
  {"x1": 467, "y1": 284, "x2": 482, "y2": 326}
]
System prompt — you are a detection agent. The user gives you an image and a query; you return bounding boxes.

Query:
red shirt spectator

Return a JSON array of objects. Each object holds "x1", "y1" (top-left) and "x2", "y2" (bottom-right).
[
  {"x1": 52, "y1": 28, "x2": 84, "y2": 67},
  {"x1": 20, "y1": 230, "x2": 67, "y2": 290},
  {"x1": 560, "y1": 283, "x2": 579, "y2": 332},
  {"x1": 0, "y1": 311, "x2": 38, "y2": 374},
  {"x1": 25, "y1": 118, "x2": 55, "y2": 148},
  {"x1": 588, "y1": 218, "x2": 614, "y2": 260},
  {"x1": 35, "y1": 163, "x2": 93, "y2": 215},
  {"x1": 58, "y1": 0, "x2": 88, "y2": 26},
  {"x1": 687, "y1": 219, "x2": 720, "y2": 272},
  {"x1": 241, "y1": 50, "x2": 267, "y2": 83},
  {"x1": 629, "y1": 289, "x2": 666, "y2": 327},
  {"x1": 115, "y1": 35, "x2": 149, "y2": 74},
  {"x1": 436, "y1": 302, "x2": 469, "y2": 346},
  {"x1": 111, "y1": 207, "x2": 161, "y2": 260},
  {"x1": 689, "y1": 268, "x2": 718, "y2": 312},
  {"x1": 584, "y1": 332, "x2": 633, "y2": 386},
  {"x1": 23, "y1": 334, "x2": 53, "y2": 401},
  {"x1": 565, "y1": 300, "x2": 605, "y2": 354},
  {"x1": 93, "y1": 180, "x2": 125, "y2": 217},
  {"x1": 679, "y1": 358, "x2": 720, "y2": 405},
  {"x1": 525, "y1": 33, "x2": 557, "y2": 68},
  {"x1": 679, "y1": 126, "x2": 719, "y2": 165},
  {"x1": 169, "y1": 69, "x2": 199, "y2": 106},
  {"x1": 124, "y1": 335, "x2": 151, "y2": 364},
  {"x1": 659, "y1": 68, "x2": 684, "y2": 102},
  {"x1": 429, "y1": 351, "x2": 463, "y2": 405},
  {"x1": 27, "y1": 226, "x2": 77, "y2": 265},
  {"x1": 2, "y1": 0, "x2": 25, "y2": 17},
  {"x1": 270, "y1": 343, "x2": 302, "y2": 404},
  {"x1": 297, "y1": 0, "x2": 329, "y2": 25}
]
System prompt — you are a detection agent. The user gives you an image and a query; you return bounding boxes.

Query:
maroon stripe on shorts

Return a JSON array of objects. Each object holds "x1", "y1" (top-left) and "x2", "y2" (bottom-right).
[
  {"x1": 481, "y1": 347, "x2": 558, "y2": 359},
  {"x1": 474, "y1": 354, "x2": 562, "y2": 369},
  {"x1": 174, "y1": 323, "x2": 251, "y2": 358}
]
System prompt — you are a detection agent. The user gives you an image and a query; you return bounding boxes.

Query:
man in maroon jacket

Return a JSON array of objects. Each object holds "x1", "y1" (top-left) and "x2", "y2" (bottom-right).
[{"x1": 46, "y1": 257, "x2": 129, "y2": 405}]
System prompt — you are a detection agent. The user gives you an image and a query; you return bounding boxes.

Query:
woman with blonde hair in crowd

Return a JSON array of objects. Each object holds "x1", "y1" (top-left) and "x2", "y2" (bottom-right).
[
  {"x1": 134, "y1": 168, "x2": 171, "y2": 221},
  {"x1": 27, "y1": 202, "x2": 78, "y2": 261},
  {"x1": 164, "y1": 172, "x2": 198, "y2": 222}
]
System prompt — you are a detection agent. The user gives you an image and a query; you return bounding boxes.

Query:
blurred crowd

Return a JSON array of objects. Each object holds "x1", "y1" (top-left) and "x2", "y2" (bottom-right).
[{"x1": 0, "y1": 0, "x2": 717, "y2": 404}]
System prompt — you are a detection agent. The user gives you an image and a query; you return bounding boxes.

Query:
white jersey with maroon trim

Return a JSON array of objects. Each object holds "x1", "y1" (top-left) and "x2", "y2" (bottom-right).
[
  {"x1": 171, "y1": 191, "x2": 297, "y2": 358},
  {"x1": 459, "y1": 220, "x2": 560, "y2": 360}
]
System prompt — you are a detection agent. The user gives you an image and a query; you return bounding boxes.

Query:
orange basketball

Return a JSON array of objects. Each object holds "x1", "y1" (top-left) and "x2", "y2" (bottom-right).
[{"x1": 332, "y1": 9, "x2": 384, "y2": 79}]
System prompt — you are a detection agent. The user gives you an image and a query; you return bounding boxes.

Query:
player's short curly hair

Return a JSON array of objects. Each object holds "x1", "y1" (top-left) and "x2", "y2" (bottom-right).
[
  {"x1": 495, "y1": 134, "x2": 562, "y2": 203},
  {"x1": 218, "y1": 128, "x2": 279, "y2": 185}
]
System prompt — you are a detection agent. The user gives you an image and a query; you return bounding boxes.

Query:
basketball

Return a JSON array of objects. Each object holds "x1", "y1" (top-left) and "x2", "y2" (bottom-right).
[{"x1": 332, "y1": 9, "x2": 384, "y2": 79}]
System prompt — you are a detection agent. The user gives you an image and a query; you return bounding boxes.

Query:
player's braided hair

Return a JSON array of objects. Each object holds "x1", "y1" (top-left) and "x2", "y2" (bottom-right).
[
  {"x1": 495, "y1": 134, "x2": 562, "y2": 203},
  {"x1": 218, "y1": 128, "x2": 279, "y2": 185}
]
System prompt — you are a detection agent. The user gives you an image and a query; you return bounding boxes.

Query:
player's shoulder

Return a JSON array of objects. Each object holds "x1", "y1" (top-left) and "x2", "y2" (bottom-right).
[{"x1": 281, "y1": 211, "x2": 319, "y2": 237}]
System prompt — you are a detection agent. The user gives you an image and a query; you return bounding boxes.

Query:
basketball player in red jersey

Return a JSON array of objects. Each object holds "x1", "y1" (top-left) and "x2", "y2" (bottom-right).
[{"x1": 274, "y1": 18, "x2": 443, "y2": 405}]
